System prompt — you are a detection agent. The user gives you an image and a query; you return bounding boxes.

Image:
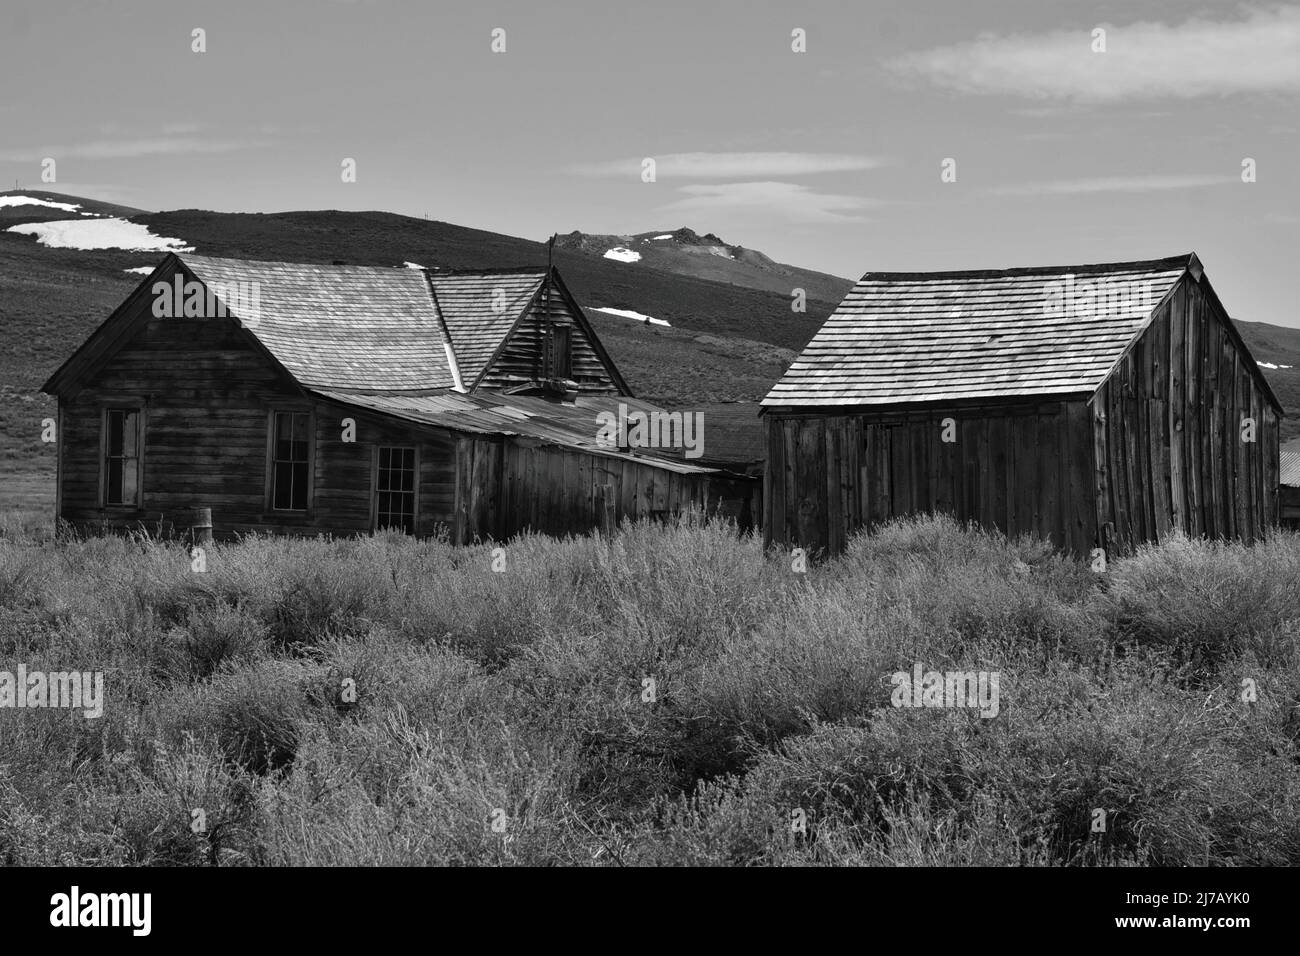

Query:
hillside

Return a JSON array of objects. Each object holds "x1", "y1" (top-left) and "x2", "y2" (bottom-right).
[
  {"x1": 128, "y1": 209, "x2": 834, "y2": 351},
  {"x1": 1234, "y1": 319, "x2": 1300, "y2": 437},
  {"x1": 0, "y1": 189, "x2": 147, "y2": 222}
]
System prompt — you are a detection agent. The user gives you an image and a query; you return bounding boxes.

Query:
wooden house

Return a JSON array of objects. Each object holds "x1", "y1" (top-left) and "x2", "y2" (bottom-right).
[
  {"x1": 43, "y1": 254, "x2": 757, "y2": 541},
  {"x1": 762, "y1": 253, "x2": 1281, "y2": 556}
]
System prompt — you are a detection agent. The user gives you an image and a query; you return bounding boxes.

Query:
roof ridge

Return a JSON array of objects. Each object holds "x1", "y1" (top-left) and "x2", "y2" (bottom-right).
[
  {"x1": 178, "y1": 253, "x2": 549, "y2": 277},
  {"x1": 431, "y1": 266, "x2": 549, "y2": 276},
  {"x1": 763, "y1": 254, "x2": 1197, "y2": 408},
  {"x1": 858, "y1": 254, "x2": 1194, "y2": 282},
  {"x1": 421, "y1": 273, "x2": 466, "y2": 392}
]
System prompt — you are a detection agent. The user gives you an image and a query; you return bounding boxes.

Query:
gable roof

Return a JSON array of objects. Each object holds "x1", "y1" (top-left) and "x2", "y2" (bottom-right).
[
  {"x1": 182, "y1": 255, "x2": 459, "y2": 392},
  {"x1": 41, "y1": 254, "x2": 614, "y2": 397},
  {"x1": 763, "y1": 253, "x2": 1247, "y2": 408},
  {"x1": 428, "y1": 270, "x2": 547, "y2": 386}
]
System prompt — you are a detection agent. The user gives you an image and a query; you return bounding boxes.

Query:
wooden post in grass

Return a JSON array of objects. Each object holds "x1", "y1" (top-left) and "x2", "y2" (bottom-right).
[
  {"x1": 598, "y1": 483, "x2": 615, "y2": 536},
  {"x1": 190, "y1": 507, "x2": 213, "y2": 546}
]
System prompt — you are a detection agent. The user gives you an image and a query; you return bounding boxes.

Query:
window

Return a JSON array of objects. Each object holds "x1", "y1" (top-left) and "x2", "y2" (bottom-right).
[
  {"x1": 375, "y1": 446, "x2": 416, "y2": 533},
  {"x1": 271, "y1": 411, "x2": 311, "y2": 511},
  {"x1": 103, "y1": 408, "x2": 141, "y2": 507},
  {"x1": 549, "y1": 325, "x2": 572, "y2": 379}
]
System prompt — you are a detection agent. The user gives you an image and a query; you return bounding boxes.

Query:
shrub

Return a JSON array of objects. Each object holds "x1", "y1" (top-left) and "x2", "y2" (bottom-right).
[
  {"x1": 1, "y1": 516, "x2": 1297, "y2": 865},
  {"x1": 1102, "y1": 533, "x2": 1300, "y2": 668}
]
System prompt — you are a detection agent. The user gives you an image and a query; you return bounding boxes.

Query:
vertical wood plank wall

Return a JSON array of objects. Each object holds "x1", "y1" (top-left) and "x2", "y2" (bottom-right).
[
  {"x1": 55, "y1": 266, "x2": 756, "y2": 543},
  {"x1": 1280, "y1": 487, "x2": 1300, "y2": 529},
  {"x1": 764, "y1": 400, "x2": 1095, "y2": 556},
  {"x1": 764, "y1": 278, "x2": 1280, "y2": 557},
  {"x1": 1092, "y1": 276, "x2": 1279, "y2": 550},
  {"x1": 454, "y1": 437, "x2": 759, "y2": 543}
]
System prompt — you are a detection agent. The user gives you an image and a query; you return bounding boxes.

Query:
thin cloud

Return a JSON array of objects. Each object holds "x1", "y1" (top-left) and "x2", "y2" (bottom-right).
[
  {"x1": 885, "y1": 6, "x2": 1300, "y2": 102},
  {"x1": 0, "y1": 137, "x2": 261, "y2": 162},
  {"x1": 659, "y1": 181, "x2": 875, "y2": 223},
  {"x1": 991, "y1": 174, "x2": 1236, "y2": 196},
  {"x1": 567, "y1": 152, "x2": 884, "y2": 178}
]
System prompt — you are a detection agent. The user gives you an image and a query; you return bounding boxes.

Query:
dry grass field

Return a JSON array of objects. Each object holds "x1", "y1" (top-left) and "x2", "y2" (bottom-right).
[{"x1": 1, "y1": 514, "x2": 1297, "y2": 866}]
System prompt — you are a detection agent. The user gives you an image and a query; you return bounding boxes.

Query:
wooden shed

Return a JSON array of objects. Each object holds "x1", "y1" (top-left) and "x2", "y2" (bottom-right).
[
  {"x1": 42, "y1": 254, "x2": 757, "y2": 541},
  {"x1": 762, "y1": 253, "x2": 1281, "y2": 556}
]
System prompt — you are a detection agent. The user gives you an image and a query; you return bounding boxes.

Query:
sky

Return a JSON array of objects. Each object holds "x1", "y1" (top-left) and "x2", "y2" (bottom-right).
[{"x1": 1, "y1": 0, "x2": 1298, "y2": 325}]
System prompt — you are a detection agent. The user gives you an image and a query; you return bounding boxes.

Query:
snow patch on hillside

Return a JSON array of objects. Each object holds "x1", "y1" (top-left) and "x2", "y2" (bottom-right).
[
  {"x1": 123, "y1": 266, "x2": 156, "y2": 275},
  {"x1": 0, "y1": 195, "x2": 81, "y2": 213},
  {"x1": 1258, "y1": 361, "x2": 1294, "y2": 370},
  {"x1": 650, "y1": 234, "x2": 674, "y2": 240},
  {"x1": 603, "y1": 246, "x2": 641, "y2": 263},
  {"x1": 6, "y1": 218, "x2": 192, "y2": 252},
  {"x1": 592, "y1": 306, "x2": 670, "y2": 327}
]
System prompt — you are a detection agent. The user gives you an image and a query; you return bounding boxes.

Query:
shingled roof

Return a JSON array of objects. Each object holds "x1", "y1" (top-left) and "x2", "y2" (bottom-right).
[
  {"x1": 43, "y1": 253, "x2": 735, "y2": 470},
  {"x1": 182, "y1": 255, "x2": 459, "y2": 392},
  {"x1": 44, "y1": 253, "x2": 631, "y2": 406},
  {"x1": 1281, "y1": 449, "x2": 1300, "y2": 488},
  {"x1": 763, "y1": 254, "x2": 1202, "y2": 408},
  {"x1": 428, "y1": 271, "x2": 547, "y2": 387}
]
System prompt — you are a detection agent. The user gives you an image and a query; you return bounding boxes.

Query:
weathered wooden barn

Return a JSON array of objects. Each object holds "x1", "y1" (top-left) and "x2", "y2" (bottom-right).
[
  {"x1": 763, "y1": 253, "x2": 1281, "y2": 556},
  {"x1": 43, "y1": 253, "x2": 756, "y2": 541}
]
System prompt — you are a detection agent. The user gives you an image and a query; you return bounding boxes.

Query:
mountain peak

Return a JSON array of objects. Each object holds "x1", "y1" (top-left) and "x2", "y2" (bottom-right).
[
  {"x1": 649, "y1": 227, "x2": 727, "y2": 246},
  {"x1": 550, "y1": 227, "x2": 852, "y2": 302}
]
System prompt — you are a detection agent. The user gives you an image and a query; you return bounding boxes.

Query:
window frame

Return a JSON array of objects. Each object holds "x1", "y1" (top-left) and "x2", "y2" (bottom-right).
[
  {"x1": 549, "y1": 324, "x2": 573, "y2": 380},
  {"x1": 265, "y1": 408, "x2": 315, "y2": 514},
  {"x1": 371, "y1": 444, "x2": 419, "y2": 535},
  {"x1": 99, "y1": 405, "x2": 145, "y2": 510}
]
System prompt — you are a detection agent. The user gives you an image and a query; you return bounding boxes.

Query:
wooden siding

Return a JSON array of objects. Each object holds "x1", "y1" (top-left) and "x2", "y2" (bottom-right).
[
  {"x1": 1091, "y1": 274, "x2": 1279, "y2": 550},
  {"x1": 308, "y1": 401, "x2": 458, "y2": 537},
  {"x1": 54, "y1": 275, "x2": 751, "y2": 542},
  {"x1": 476, "y1": 283, "x2": 624, "y2": 395},
  {"x1": 56, "y1": 291, "x2": 460, "y2": 538},
  {"x1": 765, "y1": 273, "x2": 1281, "y2": 559},
  {"x1": 763, "y1": 400, "x2": 1094, "y2": 556},
  {"x1": 1281, "y1": 487, "x2": 1300, "y2": 530},
  {"x1": 454, "y1": 437, "x2": 758, "y2": 543}
]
